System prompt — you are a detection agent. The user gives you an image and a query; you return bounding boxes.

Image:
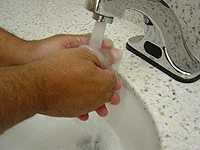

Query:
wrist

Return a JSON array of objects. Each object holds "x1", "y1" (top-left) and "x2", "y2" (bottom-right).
[
  {"x1": 15, "y1": 65, "x2": 41, "y2": 115},
  {"x1": 23, "y1": 39, "x2": 49, "y2": 62},
  {"x1": 19, "y1": 40, "x2": 39, "y2": 62},
  {"x1": 0, "y1": 65, "x2": 44, "y2": 131},
  {"x1": 9, "y1": 64, "x2": 44, "y2": 114}
]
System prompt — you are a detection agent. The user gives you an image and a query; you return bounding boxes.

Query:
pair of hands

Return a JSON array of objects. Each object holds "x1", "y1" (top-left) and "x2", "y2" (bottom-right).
[{"x1": 15, "y1": 34, "x2": 122, "y2": 121}]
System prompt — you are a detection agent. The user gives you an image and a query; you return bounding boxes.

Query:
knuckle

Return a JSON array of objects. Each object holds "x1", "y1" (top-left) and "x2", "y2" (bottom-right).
[
  {"x1": 98, "y1": 70, "x2": 117, "y2": 91},
  {"x1": 81, "y1": 48, "x2": 102, "y2": 66}
]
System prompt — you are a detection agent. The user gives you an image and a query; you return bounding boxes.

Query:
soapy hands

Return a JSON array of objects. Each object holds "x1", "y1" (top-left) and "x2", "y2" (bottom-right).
[{"x1": 18, "y1": 34, "x2": 122, "y2": 120}]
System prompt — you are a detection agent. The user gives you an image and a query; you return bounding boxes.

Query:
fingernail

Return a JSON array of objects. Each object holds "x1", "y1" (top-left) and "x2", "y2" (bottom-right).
[
  {"x1": 96, "y1": 105, "x2": 108, "y2": 117},
  {"x1": 111, "y1": 94, "x2": 120, "y2": 105},
  {"x1": 79, "y1": 114, "x2": 89, "y2": 121}
]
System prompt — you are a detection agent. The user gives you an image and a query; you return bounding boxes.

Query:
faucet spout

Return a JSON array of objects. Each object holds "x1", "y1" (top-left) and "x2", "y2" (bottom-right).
[
  {"x1": 85, "y1": 0, "x2": 200, "y2": 83},
  {"x1": 85, "y1": 0, "x2": 114, "y2": 23}
]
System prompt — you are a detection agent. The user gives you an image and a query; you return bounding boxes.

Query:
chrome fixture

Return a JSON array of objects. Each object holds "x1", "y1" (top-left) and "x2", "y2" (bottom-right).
[{"x1": 86, "y1": 0, "x2": 200, "y2": 83}]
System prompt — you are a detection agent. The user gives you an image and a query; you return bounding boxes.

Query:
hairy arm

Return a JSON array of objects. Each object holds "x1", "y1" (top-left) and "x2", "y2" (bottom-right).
[{"x1": 0, "y1": 65, "x2": 39, "y2": 134}]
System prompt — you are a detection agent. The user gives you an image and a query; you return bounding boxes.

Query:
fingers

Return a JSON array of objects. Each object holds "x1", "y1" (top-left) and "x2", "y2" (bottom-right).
[
  {"x1": 78, "y1": 96, "x2": 119, "y2": 121},
  {"x1": 102, "y1": 39, "x2": 113, "y2": 49},
  {"x1": 79, "y1": 105, "x2": 108, "y2": 121},
  {"x1": 113, "y1": 78, "x2": 122, "y2": 91},
  {"x1": 97, "y1": 68, "x2": 122, "y2": 98},
  {"x1": 78, "y1": 38, "x2": 122, "y2": 122},
  {"x1": 96, "y1": 105, "x2": 109, "y2": 117},
  {"x1": 66, "y1": 35, "x2": 112, "y2": 49},
  {"x1": 111, "y1": 94, "x2": 120, "y2": 105},
  {"x1": 109, "y1": 48, "x2": 123, "y2": 64},
  {"x1": 73, "y1": 39, "x2": 122, "y2": 69},
  {"x1": 99, "y1": 69, "x2": 117, "y2": 92},
  {"x1": 78, "y1": 91, "x2": 121, "y2": 122},
  {"x1": 64, "y1": 34, "x2": 91, "y2": 48},
  {"x1": 76, "y1": 47, "x2": 104, "y2": 68},
  {"x1": 65, "y1": 35, "x2": 112, "y2": 49},
  {"x1": 100, "y1": 39, "x2": 122, "y2": 66},
  {"x1": 96, "y1": 69, "x2": 121, "y2": 105},
  {"x1": 79, "y1": 114, "x2": 89, "y2": 121}
]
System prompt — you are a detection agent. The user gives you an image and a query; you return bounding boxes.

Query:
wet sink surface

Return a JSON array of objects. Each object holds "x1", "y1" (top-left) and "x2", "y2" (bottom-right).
[{"x1": 0, "y1": 86, "x2": 161, "y2": 150}]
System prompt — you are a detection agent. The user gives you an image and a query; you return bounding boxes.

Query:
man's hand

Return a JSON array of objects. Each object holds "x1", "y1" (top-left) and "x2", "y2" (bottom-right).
[
  {"x1": 31, "y1": 47, "x2": 118, "y2": 118},
  {"x1": 29, "y1": 34, "x2": 122, "y2": 120},
  {"x1": 0, "y1": 47, "x2": 120, "y2": 133},
  {"x1": 0, "y1": 27, "x2": 122, "y2": 123},
  {"x1": 30, "y1": 34, "x2": 91, "y2": 61}
]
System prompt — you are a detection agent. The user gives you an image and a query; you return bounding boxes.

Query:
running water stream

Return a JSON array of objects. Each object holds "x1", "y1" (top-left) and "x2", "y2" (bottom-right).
[{"x1": 89, "y1": 21, "x2": 107, "y2": 51}]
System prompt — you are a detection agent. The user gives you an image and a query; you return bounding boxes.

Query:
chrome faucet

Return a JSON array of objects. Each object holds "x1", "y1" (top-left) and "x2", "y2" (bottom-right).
[
  {"x1": 86, "y1": 0, "x2": 200, "y2": 83},
  {"x1": 85, "y1": 0, "x2": 114, "y2": 23}
]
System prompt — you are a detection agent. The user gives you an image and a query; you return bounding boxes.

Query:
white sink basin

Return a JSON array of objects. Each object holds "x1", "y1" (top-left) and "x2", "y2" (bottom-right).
[{"x1": 0, "y1": 86, "x2": 161, "y2": 150}]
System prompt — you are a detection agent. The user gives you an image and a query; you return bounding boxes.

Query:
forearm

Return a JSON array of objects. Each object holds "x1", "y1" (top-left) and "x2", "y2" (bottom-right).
[
  {"x1": 0, "y1": 65, "x2": 39, "y2": 134},
  {"x1": 0, "y1": 28, "x2": 34, "y2": 66}
]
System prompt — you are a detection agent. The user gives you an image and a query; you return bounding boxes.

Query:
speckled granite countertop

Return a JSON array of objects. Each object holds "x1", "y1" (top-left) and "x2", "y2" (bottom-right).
[{"x1": 0, "y1": 0, "x2": 199, "y2": 150}]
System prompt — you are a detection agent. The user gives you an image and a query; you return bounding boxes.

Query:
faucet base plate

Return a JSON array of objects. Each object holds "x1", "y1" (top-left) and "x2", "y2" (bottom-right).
[{"x1": 126, "y1": 43, "x2": 200, "y2": 83}]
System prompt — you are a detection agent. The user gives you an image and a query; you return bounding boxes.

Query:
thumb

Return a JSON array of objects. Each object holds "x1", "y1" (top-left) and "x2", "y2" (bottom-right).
[{"x1": 64, "y1": 34, "x2": 91, "y2": 48}]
